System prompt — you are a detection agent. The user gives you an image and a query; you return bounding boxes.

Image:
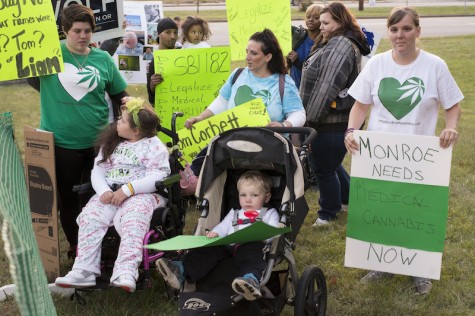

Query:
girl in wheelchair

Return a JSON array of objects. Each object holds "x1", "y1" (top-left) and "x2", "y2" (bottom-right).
[{"x1": 55, "y1": 98, "x2": 170, "y2": 293}]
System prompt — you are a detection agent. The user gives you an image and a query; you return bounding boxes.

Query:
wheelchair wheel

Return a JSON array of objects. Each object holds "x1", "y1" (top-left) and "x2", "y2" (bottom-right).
[{"x1": 294, "y1": 265, "x2": 327, "y2": 316}]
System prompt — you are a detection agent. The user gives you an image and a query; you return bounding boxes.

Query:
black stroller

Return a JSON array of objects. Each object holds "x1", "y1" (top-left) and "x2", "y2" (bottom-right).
[
  {"x1": 175, "y1": 126, "x2": 327, "y2": 316},
  {"x1": 70, "y1": 113, "x2": 188, "y2": 303}
]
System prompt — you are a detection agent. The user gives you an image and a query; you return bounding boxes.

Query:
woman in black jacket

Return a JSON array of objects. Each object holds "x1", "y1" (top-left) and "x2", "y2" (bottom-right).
[{"x1": 300, "y1": 2, "x2": 370, "y2": 226}]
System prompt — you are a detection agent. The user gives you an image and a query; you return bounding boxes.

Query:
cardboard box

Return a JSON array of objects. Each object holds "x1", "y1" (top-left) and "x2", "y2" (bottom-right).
[{"x1": 24, "y1": 127, "x2": 60, "y2": 282}]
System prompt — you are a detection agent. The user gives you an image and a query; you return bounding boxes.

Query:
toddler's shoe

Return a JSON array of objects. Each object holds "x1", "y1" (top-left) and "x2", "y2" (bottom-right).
[
  {"x1": 111, "y1": 274, "x2": 136, "y2": 292},
  {"x1": 156, "y1": 258, "x2": 185, "y2": 290},
  {"x1": 231, "y1": 273, "x2": 262, "y2": 301},
  {"x1": 413, "y1": 277, "x2": 432, "y2": 295},
  {"x1": 360, "y1": 270, "x2": 393, "y2": 283},
  {"x1": 55, "y1": 269, "x2": 96, "y2": 288}
]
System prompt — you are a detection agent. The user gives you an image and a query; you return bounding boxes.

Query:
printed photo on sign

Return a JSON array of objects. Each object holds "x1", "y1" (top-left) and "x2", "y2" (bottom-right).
[{"x1": 115, "y1": 1, "x2": 164, "y2": 83}]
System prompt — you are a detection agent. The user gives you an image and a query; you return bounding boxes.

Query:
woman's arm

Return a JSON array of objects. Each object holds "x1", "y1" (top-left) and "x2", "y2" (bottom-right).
[
  {"x1": 26, "y1": 77, "x2": 40, "y2": 92},
  {"x1": 440, "y1": 103, "x2": 461, "y2": 148},
  {"x1": 305, "y1": 37, "x2": 354, "y2": 125},
  {"x1": 185, "y1": 95, "x2": 228, "y2": 128},
  {"x1": 344, "y1": 101, "x2": 371, "y2": 154},
  {"x1": 278, "y1": 109, "x2": 306, "y2": 127},
  {"x1": 109, "y1": 90, "x2": 129, "y2": 120}
]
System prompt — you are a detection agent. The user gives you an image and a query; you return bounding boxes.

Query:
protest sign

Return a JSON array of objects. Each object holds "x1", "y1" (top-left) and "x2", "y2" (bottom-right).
[
  {"x1": 145, "y1": 222, "x2": 291, "y2": 251},
  {"x1": 177, "y1": 98, "x2": 270, "y2": 162},
  {"x1": 0, "y1": 0, "x2": 63, "y2": 81},
  {"x1": 344, "y1": 131, "x2": 453, "y2": 280},
  {"x1": 51, "y1": 0, "x2": 124, "y2": 43},
  {"x1": 113, "y1": 1, "x2": 164, "y2": 84},
  {"x1": 153, "y1": 47, "x2": 231, "y2": 138},
  {"x1": 226, "y1": 0, "x2": 291, "y2": 61}
]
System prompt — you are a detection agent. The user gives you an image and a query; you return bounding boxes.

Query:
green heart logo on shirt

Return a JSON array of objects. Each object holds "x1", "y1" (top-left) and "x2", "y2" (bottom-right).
[
  {"x1": 378, "y1": 77, "x2": 425, "y2": 120},
  {"x1": 235, "y1": 85, "x2": 271, "y2": 106}
]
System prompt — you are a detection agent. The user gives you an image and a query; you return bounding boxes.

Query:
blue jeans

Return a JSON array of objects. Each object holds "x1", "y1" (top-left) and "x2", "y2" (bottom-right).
[{"x1": 310, "y1": 131, "x2": 349, "y2": 220}]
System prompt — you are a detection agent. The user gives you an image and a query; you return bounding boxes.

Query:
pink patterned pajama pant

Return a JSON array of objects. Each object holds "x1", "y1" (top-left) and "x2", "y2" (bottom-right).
[{"x1": 72, "y1": 193, "x2": 164, "y2": 282}]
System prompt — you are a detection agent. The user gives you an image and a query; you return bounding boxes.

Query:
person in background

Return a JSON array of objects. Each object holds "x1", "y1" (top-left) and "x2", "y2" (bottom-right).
[
  {"x1": 181, "y1": 16, "x2": 212, "y2": 49},
  {"x1": 174, "y1": 16, "x2": 184, "y2": 45},
  {"x1": 55, "y1": 98, "x2": 170, "y2": 293},
  {"x1": 287, "y1": 4, "x2": 322, "y2": 89},
  {"x1": 146, "y1": 17, "x2": 180, "y2": 105},
  {"x1": 26, "y1": 4, "x2": 128, "y2": 259},
  {"x1": 299, "y1": 2, "x2": 370, "y2": 227},
  {"x1": 344, "y1": 7, "x2": 463, "y2": 295},
  {"x1": 156, "y1": 170, "x2": 279, "y2": 301}
]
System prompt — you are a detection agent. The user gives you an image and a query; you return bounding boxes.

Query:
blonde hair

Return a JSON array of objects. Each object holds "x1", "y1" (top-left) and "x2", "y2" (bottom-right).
[
  {"x1": 305, "y1": 4, "x2": 323, "y2": 21},
  {"x1": 237, "y1": 170, "x2": 272, "y2": 194}
]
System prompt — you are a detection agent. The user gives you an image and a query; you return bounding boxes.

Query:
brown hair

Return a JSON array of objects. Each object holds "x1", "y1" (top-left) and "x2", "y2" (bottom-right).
[
  {"x1": 181, "y1": 16, "x2": 212, "y2": 43},
  {"x1": 61, "y1": 4, "x2": 95, "y2": 33},
  {"x1": 314, "y1": 2, "x2": 365, "y2": 46},
  {"x1": 237, "y1": 170, "x2": 272, "y2": 195},
  {"x1": 96, "y1": 103, "x2": 160, "y2": 163},
  {"x1": 387, "y1": 7, "x2": 420, "y2": 28},
  {"x1": 249, "y1": 29, "x2": 287, "y2": 75}
]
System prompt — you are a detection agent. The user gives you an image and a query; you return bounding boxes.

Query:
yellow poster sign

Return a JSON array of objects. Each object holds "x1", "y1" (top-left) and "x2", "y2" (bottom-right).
[
  {"x1": 0, "y1": 0, "x2": 63, "y2": 81},
  {"x1": 226, "y1": 0, "x2": 291, "y2": 61},
  {"x1": 177, "y1": 98, "x2": 270, "y2": 163},
  {"x1": 153, "y1": 47, "x2": 231, "y2": 140}
]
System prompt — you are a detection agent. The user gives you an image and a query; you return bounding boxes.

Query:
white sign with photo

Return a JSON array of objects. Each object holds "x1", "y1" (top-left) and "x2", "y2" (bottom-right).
[{"x1": 114, "y1": 1, "x2": 164, "y2": 83}]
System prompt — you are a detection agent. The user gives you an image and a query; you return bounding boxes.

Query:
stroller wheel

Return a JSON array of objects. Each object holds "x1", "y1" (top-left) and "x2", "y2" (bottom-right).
[{"x1": 294, "y1": 265, "x2": 327, "y2": 316}]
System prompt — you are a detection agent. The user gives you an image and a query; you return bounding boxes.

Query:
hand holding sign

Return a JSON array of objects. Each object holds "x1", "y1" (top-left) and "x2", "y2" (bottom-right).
[{"x1": 177, "y1": 98, "x2": 271, "y2": 163}]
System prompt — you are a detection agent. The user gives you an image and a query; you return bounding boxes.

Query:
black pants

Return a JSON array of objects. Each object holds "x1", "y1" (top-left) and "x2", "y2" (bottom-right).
[
  {"x1": 183, "y1": 242, "x2": 267, "y2": 283},
  {"x1": 54, "y1": 146, "x2": 95, "y2": 248}
]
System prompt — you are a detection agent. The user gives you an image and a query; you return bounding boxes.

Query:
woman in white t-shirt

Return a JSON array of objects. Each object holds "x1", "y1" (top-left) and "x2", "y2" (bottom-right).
[{"x1": 344, "y1": 7, "x2": 463, "y2": 295}]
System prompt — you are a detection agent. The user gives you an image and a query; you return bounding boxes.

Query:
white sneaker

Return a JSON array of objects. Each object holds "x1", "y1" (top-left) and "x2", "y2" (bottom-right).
[
  {"x1": 341, "y1": 204, "x2": 349, "y2": 212},
  {"x1": 55, "y1": 269, "x2": 96, "y2": 288},
  {"x1": 312, "y1": 218, "x2": 329, "y2": 227},
  {"x1": 111, "y1": 274, "x2": 136, "y2": 292}
]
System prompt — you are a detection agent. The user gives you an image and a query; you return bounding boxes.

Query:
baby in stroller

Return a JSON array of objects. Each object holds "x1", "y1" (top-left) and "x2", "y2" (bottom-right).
[
  {"x1": 157, "y1": 170, "x2": 279, "y2": 300},
  {"x1": 156, "y1": 126, "x2": 327, "y2": 315}
]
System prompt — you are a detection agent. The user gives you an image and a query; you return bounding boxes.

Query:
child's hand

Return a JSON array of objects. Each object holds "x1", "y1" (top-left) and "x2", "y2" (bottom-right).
[
  {"x1": 100, "y1": 191, "x2": 114, "y2": 204},
  {"x1": 111, "y1": 189, "x2": 129, "y2": 206},
  {"x1": 206, "y1": 231, "x2": 219, "y2": 238},
  {"x1": 121, "y1": 96, "x2": 132, "y2": 105}
]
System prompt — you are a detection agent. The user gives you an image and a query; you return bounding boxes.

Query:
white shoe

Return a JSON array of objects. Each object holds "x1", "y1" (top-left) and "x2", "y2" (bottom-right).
[
  {"x1": 111, "y1": 274, "x2": 136, "y2": 292},
  {"x1": 312, "y1": 218, "x2": 329, "y2": 227},
  {"x1": 55, "y1": 269, "x2": 96, "y2": 288},
  {"x1": 341, "y1": 204, "x2": 349, "y2": 212}
]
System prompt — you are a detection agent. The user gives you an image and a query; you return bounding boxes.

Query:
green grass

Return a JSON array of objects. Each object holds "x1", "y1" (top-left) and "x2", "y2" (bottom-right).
[
  {"x1": 163, "y1": 6, "x2": 475, "y2": 22},
  {"x1": 1, "y1": 35, "x2": 474, "y2": 315}
]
